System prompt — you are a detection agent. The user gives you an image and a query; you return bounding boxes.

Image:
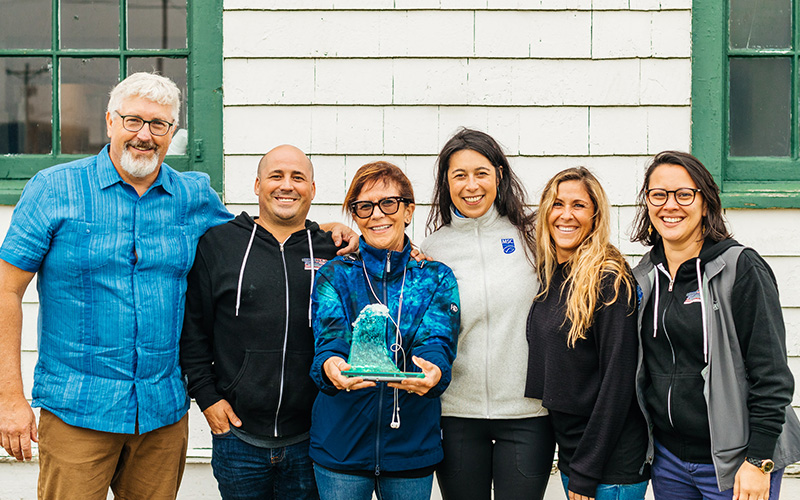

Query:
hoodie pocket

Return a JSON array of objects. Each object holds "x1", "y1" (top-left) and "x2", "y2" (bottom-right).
[{"x1": 223, "y1": 349, "x2": 284, "y2": 428}]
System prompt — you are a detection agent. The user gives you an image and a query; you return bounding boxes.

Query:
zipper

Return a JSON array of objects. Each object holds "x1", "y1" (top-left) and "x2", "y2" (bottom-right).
[
  {"x1": 475, "y1": 225, "x2": 491, "y2": 417},
  {"x1": 374, "y1": 251, "x2": 391, "y2": 476},
  {"x1": 375, "y1": 375, "x2": 384, "y2": 476},
  {"x1": 273, "y1": 241, "x2": 291, "y2": 437},
  {"x1": 655, "y1": 265, "x2": 678, "y2": 429}
]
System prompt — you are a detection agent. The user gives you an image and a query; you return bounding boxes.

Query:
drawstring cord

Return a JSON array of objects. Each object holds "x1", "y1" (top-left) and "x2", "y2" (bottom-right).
[
  {"x1": 235, "y1": 223, "x2": 258, "y2": 317},
  {"x1": 307, "y1": 229, "x2": 314, "y2": 327}
]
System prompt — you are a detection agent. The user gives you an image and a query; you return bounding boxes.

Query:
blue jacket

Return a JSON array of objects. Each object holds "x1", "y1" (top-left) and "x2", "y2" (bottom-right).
[{"x1": 310, "y1": 238, "x2": 460, "y2": 473}]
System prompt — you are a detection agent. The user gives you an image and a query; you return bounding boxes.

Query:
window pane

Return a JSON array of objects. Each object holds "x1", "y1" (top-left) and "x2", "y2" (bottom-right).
[
  {"x1": 61, "y1": 0, "x2": 120, "y2": 49},
  {"x1": 730, "y1": 0, "x2": 792, "y2": 49},
  {"x1": 729, "y1": 57, "x2": 791, "y2": 157},
  {"x1": 127, "y1": 57, "x2": 187, "y2": 154},
  {"x1": 0, "y1": 0, "x2": 52, "y2": 49},
  {"x1": 61, "y1": 58, "x2": 119, "y2": 154},
  {"x1": 0, "y1": 58, "x2": 53, "y2": 154},
  {"x1": 128, "y1": 0, "x2": 187, "y2": 49}
]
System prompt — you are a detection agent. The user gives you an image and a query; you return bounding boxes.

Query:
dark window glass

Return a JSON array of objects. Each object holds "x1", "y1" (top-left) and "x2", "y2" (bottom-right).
[
  {"x1": 127, "y1": 57, "x2": 187, "y2": 154},
  {"x1": 0, "y1": 58, "x2": 53, "y2": 154},
  {"x1": 60, "y1": 58, "x2": 119, "y2": 154},
  {"x1": 61, "y1": 0, "x2": 119, "y2": 49},
  {"x1": 730, "y1": 0, "x2": 792, "y2": 49},
  {"x1": 0, "y1": 0, "x2": 52, "y2": 49},
  {"x1": 729, "y1": 57, "x2": 791, "y2": 157},
  {"x1": 128, "y1": 0, "x2": 187, "y2": 49}
]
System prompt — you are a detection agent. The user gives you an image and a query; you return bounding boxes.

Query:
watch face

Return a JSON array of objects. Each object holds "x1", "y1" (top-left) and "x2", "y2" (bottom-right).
[{"x1": 763, "y1": 460, "x2": 775, "y2": 473}]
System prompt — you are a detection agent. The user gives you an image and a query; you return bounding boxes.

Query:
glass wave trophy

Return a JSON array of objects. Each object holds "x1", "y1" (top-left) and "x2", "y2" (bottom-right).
[{"x1": 342, "y1": 303, "x2": 424, "y2": 382}]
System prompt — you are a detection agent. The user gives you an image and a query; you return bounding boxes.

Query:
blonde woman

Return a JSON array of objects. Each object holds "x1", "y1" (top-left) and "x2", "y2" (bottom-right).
[{"x1": 525, "y1": 167, "x2": 649, "y2": 500}]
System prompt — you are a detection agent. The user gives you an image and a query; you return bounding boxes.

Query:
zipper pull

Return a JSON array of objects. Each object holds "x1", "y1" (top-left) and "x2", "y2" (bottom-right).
[
  {"x1": 385, "y1": 253, "x2": 391, "y2": 274},
  {"x1": 375, "y1": 464, "x2": 380, "y2": 476},
  {"x1": 668, "y1": 280, "x2": 674, "y2": 292}
]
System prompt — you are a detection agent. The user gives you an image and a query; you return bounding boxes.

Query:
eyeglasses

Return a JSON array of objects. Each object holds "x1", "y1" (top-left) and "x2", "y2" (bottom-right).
[
  {"x1": 646, "y1": 188, "x2": 701, "y2": 207},
  {"x1": 350, "y1": 196, "x2": 413, "y2": 219},
  {"x1": 116, "y1": 111, "x2": 174, "y2": 136}
]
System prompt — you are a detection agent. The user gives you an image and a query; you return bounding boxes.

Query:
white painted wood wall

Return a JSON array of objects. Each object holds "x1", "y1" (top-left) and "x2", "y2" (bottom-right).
[{"x1": 3, "y1": 1, "x2": 800, "y2": 497}]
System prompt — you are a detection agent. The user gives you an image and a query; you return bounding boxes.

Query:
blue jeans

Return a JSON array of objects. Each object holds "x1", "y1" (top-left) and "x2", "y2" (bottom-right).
[
  {"x1": 651, "y1": 440, "x2": 784, "y2": 500},
  {"x1": 313, "y1": 464, "x2": 433, "y2": 500},
  {"x1": 211, "y1": 431, "x2": 319, "y2": 500},
  {"x1": 560, "y1": 472, "x2": 648, "y2": 500}
]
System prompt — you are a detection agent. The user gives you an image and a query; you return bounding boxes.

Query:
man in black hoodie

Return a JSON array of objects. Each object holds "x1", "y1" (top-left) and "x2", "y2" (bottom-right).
[{"x1": 181, "y1": 145, "x2": 349, "y2": 499}]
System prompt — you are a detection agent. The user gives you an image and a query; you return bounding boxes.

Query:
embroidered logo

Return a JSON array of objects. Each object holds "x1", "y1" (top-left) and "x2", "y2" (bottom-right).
[
  {"x1": 450, "y1": 303, "x2": 459, "y2": 314},
  {"x1": 303, "y1": 257, "x2": 328, "y2": 271},
  {"x1": 684, "y1": 290, "x2": 702, "y2": 304},
  {"x1": 501, "y1": 238, "x2": 516, "y2": 254}
]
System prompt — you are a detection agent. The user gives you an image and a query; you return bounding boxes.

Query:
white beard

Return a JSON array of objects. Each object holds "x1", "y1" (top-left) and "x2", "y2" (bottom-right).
[{"x1": 120, "y1": 144, "x2": 160, "y2": 178}]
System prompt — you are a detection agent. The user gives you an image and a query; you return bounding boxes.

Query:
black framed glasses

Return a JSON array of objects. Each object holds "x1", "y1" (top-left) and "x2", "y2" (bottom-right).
[
  {"x1": 116, "y1": 111, "x2": 174, "y2": 136},
  {"x1": 646, "y1": 188, "x2": 701, "y2": 207},
  {"x1": 350, "y1": 196, "x2": 413, "y2": 219}
]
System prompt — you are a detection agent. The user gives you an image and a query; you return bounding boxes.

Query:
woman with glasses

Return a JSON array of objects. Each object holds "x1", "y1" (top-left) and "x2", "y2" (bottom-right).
[
  {"x1": 421, "y1": 129, "x2": 554, "y2": 500},
  {"x1": 309, "y1": 161, "x2": 460, "y2": 500},
  {"x1": 525, "y1": 167, "x2": 649, "y2": 500},
  {"x1": 630, "y1": 151, "x2": 800, "y2": 500}
]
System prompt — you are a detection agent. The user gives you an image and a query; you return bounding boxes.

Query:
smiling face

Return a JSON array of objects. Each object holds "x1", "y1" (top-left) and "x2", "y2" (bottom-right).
[
  {"x1": 255, "y1": 146, "x2": 315, "y2": 232},
  {"x1": 447, "y1": 149, "x2": 499, "y2": 219},
  {"x1": 548, "y1": 180, "x2": 595, "y2": 263},
  {"x1": 106, "y1": 95, "x2": 175, "y2": 181},
  {"x1": 647, "y1": 163, "x2": 706, "y2": 253},
  {"x1": 352, "y1": 179, "x2": 414, "y2": 252}
]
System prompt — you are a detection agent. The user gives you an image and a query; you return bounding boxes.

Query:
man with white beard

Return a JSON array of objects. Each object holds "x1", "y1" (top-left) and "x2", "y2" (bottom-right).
[{"x1": 0, "y1": 73, "x2": 235, "y2": 499}]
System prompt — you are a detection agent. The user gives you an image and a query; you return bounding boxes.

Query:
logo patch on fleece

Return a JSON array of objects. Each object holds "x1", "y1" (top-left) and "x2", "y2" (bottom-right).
[
  {"x1": 684, "y1": 289, "x2": 701, "y2": 304},
  {"x1": 449, "y1": 303, "x2": 459, "y2": 314},
  {"x1": 303, "y1": 257, "x2": 328, "y2": 271},
  {"x1": 501, "y1": 238, "x2": 516, "y2": 254}
]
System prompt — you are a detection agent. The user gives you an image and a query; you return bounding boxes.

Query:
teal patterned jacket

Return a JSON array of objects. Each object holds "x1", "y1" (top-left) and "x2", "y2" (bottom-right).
[{"x1": 309, "y1": 237, "x2": 460, "y2": 472}]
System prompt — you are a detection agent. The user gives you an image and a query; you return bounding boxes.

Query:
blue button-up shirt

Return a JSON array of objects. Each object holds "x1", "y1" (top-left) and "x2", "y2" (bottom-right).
[{"x1": 0, "y1": 146, "x2": 233, "y2": 434}]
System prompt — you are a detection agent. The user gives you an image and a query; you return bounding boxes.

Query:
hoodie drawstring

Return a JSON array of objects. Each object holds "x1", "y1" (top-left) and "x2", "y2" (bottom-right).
[
  {"x1": 696, "y1": 258, "x2": 709, "y2": 363},
  {"x1": 307, "y1": 229, "x2": 315, "y2": 327},
  {"x1": 235, "y1": 223, "x2": 258, "y2": 317}
]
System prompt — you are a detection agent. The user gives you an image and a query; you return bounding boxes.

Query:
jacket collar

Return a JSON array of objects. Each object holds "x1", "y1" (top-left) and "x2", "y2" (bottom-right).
[
  {"x1": 96, "y1": 144, "x2": 173, "y2": 195},
  {"x1": 358, "y1": 236, "x2": 412, "y2": 279},
  {"x1": 448, "y1": 204, "x2": 500, "y2": 230}
]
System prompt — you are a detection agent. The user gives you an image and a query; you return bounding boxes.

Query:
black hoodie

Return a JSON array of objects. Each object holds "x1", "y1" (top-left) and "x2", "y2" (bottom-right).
[
  {"x1": 181, "y1": 212, "x2": 339, "y2": 438},
  {"x1": 641, "y1": 238, "x2": 789, "y2": 463}
]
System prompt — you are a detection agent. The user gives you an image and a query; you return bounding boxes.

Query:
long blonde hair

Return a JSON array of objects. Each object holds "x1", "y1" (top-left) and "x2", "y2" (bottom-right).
[{"x1": 534, "y1": 167, "x2": 633, "y2": 348}]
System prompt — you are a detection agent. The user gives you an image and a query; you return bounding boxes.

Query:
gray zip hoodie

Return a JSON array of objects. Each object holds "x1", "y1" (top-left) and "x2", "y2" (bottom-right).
[{"x1": 633, "y1": 243, "x2": 800, "y2": 490}]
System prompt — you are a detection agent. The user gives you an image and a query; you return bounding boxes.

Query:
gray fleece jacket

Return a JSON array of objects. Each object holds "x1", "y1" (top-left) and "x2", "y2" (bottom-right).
[{"x1": 421, "y1": 207, "x2": 546, "y2": 419}]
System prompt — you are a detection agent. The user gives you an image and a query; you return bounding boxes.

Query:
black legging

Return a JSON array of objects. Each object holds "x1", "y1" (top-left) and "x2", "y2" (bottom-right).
[{"x1": 436, "y1": 416, "x2": 555, "y2": 500}]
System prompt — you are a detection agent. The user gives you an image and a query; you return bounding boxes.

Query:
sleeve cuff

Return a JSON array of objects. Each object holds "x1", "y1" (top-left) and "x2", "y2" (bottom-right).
[
  {"x1": 567, "y1": 468, "x2": 599, "y2": 498},
  {"x1": 193, "y1": 386, "x2": 224, "y2": 412},
  {"x1": 747, "y1": 428, "x2": 780, "y2": 460}
]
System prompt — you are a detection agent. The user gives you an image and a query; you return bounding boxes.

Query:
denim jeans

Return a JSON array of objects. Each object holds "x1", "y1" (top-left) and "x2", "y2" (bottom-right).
[
  {"x1": 560, "y1": 472, "x2": 648, "y2": 500},
  {"x1": 313, "y1": 464, "x2": 433, "y2": 500},
  {"x1": 211, "y1": 431, "x2": 319, "y2": 500},
  {"x1": 651, "y1": 440, "x2": 784, "y2": 500}
]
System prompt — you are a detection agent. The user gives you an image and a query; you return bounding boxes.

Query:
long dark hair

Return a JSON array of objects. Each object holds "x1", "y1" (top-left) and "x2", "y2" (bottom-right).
[
  {"x1": 631, "y1": 150, "x2": 730, "y2": 246},
  {"x1": 426, "y1": 128, "x2": 535, "y2": 256}
]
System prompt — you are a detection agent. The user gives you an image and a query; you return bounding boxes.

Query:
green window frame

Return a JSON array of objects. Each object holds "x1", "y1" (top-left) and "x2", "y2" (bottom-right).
[
  {"x1": 693, "y1": 1, "x2": 800, "y2": 208},
  {"x1": 0, "y1": 0, "x2": 223, "y2": 205}
]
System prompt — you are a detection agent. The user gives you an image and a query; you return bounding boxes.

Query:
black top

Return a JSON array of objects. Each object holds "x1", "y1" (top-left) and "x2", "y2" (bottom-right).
[
  {"x1": 180, "y1": 212, "x2": 340, "y2": 438},
  {"x1": 526, "y1": 262, "x2": 648, "y2": 497},
  {"x1": 641, "y1": 238, "x2": 790, "y2": 462}
]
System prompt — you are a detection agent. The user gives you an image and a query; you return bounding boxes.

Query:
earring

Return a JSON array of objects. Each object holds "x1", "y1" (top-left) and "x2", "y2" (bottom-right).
[{"x1": 647, "y1": 225, "x2": 653, "y2": 236}]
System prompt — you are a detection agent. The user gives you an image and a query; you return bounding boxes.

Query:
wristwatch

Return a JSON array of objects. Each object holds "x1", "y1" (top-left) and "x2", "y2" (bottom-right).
[{"x1": 745, "y1": 457, "x2": 775, "y2": 474}]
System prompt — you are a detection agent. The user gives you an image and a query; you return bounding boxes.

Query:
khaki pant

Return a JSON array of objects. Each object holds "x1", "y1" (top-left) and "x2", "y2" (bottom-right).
[{"x1": 37, "y1": 409, "x2": 188, "y2": 500}]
